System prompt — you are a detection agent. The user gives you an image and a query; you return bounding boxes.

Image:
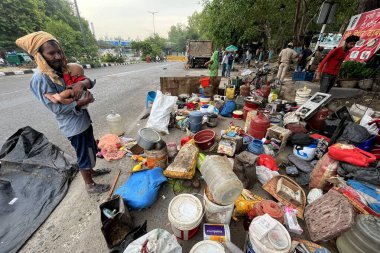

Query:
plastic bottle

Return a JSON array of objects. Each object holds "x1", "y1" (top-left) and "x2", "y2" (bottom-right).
[
  {"x1": 106, "y1": 110, "x2": 124, "y2": 136},
  {"x1": 200, "y1": 155, "x2": 243, "y2": 205}
]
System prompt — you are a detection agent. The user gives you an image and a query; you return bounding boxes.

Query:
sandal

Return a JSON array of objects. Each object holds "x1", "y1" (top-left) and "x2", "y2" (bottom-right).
[
  {"x1": 91, "y1": 168, "x2": 111, "y2": 177},
  {"x1": 87, "y1": 183, "x2": 110, "y2": 194}
]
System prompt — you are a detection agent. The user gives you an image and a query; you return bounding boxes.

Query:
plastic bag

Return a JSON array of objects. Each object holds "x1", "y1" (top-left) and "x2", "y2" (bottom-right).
[
  {"x1": 256, "y1": 165, "x2": 279, "y2": 184},
  {"x1": 347, "y1": 180, "x2": 380, "y2": 213},
  {"x1": 257, "y1": 154, "x2": 278, "y2": 171},
  {"x1": 220, "y1": 100, "x2": 236, "y2": 117},
  {"x1": 309, "y1": 153, "x2": 339, "y2": 190},
  {"x1": 124, "y1": 229, "x2": 181, "y2": 253},
  {"x1": 233, "y1": 189, "x2": 263, "y2": 218},
  {"x1": 146, "y1": 90, "x2": 178, "y2": 134},
  {"x1": 164, "y1": 140, "x2": 198, "y2": 179},
  {"x1": 360, "y1": 113, "x2": 379, "y2": 135},
  {"x1": 114, "y1": 167, "x2": 167, "y2": 210}
]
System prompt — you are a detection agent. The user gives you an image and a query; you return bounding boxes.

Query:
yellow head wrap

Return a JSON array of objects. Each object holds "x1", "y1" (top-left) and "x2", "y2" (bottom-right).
[{"x1": 15, "y1": 31, "x2": 67, "y2": 86}]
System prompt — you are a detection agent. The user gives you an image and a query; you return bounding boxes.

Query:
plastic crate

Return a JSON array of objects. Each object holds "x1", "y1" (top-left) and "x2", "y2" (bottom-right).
[{"x1": 292, "y1": 71, "x2": 314, "y2": 81}]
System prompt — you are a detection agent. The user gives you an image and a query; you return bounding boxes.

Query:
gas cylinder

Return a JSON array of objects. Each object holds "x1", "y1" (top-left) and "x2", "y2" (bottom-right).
[
  {"x1": 243, "y1": 105, "x2": 256, "y2": 121},
  {"x1": 106, "y1": 110, "x2": 124, "y2": 136},
  {"x1": 308, "y1": 108, "x2": 329, "y2": 131},
  {"x1": 248, "y1": 110, "x2": 270, "y2": 139}
]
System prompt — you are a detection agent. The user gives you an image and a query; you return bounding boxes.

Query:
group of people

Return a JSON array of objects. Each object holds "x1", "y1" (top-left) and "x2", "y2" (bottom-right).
[{"x1": 276, "y1": 34, "x2": 360, "y2": 93}]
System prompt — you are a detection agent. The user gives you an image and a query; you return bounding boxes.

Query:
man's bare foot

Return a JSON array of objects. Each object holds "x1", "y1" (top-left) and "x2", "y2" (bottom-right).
[{"x1": 86, "y1": 183, "x2": 110, "y2": 194}]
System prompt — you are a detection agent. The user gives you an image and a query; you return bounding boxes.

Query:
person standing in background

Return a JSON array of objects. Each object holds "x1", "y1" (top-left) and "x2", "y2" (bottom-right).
[
  {"x1": 316, "y1": 35, "x2": 360, "y2": 93},
  {"x1": 297, "y1": 43, "x2": 312, "y2": 71},
  {"x1": 277, "y1": 42, "x2": 298, "y2": 82},
  {"x1": 221, "y1": 51, "x2": 228, "y2": 77}
]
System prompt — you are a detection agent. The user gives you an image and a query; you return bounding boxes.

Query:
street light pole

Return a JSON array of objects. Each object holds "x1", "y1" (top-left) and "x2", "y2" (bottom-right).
[{"x1": 148, "y1": 11, "x2": 158, "y2": 35}]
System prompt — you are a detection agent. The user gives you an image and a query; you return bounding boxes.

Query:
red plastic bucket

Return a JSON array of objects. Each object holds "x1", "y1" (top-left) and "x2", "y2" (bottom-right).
[
  {"x1": 194, "y1": 129, "x2": 215, "y2": 150},
  {"x1": 200, "y1": 77, "x2": 211, "y2": 88}
]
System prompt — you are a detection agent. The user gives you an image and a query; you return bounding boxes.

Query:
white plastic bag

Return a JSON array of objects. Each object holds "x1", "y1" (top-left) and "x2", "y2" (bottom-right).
[
  {"x1": 146, "y1": 91, "x2": 178, "y2": 134},
  {"x1": 256, "y1": 166, "x2": 279, "y2": 185},
  {"x1": 360, "y1": 113, "x2": 379, "y2": 136},
  {"x1": 124, "y1": 229, "x2": 182, "y2": 253}
]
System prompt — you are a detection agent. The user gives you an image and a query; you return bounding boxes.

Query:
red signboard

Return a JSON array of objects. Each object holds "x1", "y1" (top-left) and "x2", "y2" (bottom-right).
[{"x1": 340, "y1": 8, "x2": 380, "y2": 62}]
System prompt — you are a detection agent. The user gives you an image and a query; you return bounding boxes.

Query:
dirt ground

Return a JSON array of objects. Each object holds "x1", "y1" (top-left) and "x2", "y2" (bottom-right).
[{"x1": 18, "y1": 64, "x2": 376, "y2": 253}]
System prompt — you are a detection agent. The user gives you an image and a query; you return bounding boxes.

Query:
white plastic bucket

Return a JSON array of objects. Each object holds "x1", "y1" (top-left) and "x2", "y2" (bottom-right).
[
  {"x1": 190, "y1": 240, "x2": 226, "y2": 253},
  {"x1": 168, "y1": 194, "x2": 204, "y2": 240},
  {"x1": 295, "y1": 88, "x2": 311, "y2": 106},
  {"x1": 245, "y1": 215, "x2": 291, "y2": 253},
  {"x1": 204, "y1": 190, "x2": 234, "y2": 224}
]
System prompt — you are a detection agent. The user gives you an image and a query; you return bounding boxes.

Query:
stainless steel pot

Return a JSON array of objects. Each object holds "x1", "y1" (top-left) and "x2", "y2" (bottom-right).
[
  {"x1": 207, "y1": 113, "x2": 218, "y2": 128},
  {"x1": 137, "y1": 128, "x2": 161, "y2": 150}
]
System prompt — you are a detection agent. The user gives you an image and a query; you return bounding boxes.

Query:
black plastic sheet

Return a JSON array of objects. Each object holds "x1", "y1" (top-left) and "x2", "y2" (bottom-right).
[{"x1": 0, "y1": 126, "x2": 76, "y2": 253}]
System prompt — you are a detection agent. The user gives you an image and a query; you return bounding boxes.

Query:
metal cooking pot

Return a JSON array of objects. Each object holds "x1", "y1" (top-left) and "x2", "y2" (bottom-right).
[
  {"x1": 137, "y1": 128, "x2": 161, "y2": 150},
  {"x1": 207, "y1": 113, "x2": 218, "y2": 127}
]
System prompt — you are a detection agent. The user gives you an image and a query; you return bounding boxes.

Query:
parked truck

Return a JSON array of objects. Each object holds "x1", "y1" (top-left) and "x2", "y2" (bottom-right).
[
  {"x1": 5, "y1": 52, "x2": 33, "y2": 66},
  {"x1": 186, "y1": 40, "x2": 213, "y2": 68}
]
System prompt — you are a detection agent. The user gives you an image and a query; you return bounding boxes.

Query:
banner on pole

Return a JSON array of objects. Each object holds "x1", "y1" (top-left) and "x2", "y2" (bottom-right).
[{"x1": 340, "y1": 8, "x2": 380, "y2": 62}]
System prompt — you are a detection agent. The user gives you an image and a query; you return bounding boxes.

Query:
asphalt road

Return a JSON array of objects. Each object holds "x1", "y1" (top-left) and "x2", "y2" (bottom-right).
[{"x1": 0, "y1": 62, "x2": 185, "y2": 155}]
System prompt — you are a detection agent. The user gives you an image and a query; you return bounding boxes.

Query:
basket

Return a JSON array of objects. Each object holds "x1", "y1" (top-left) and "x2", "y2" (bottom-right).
[
  {"x1": 262, "y1": 175, "x2": 306, "y2": 219},
  {"x1": 292, "y1": 71, "x2": 314, "y2": 81}
]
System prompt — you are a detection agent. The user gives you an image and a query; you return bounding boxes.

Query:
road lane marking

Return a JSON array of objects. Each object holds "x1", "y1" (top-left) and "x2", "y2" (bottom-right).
[{"x1": 0, "y1": 88, "x2": 29, "y2": 96}]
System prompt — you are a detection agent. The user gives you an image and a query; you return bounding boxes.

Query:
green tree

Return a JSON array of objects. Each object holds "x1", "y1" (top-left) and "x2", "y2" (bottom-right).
[
  {"x1": 0, "y1": 0, "x2": 45, "y2": 49},
  {"x1": 44, "y1": 19, "x2": 82, "y2": 61}
]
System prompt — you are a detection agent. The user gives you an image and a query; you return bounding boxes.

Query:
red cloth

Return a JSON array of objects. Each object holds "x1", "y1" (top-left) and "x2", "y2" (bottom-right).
[
  {"x1": 257, "y1": 154, "x2": 278, "y2": 171},
  {"x1": 63, "y1": 73, "x2": 86, "y2": 87},
  {"x1": 318, "y1": 47, "x2": 350, "y2": 76},
  {"x1": 328, "y1": 143, "x2": 376, "y2": 167}
]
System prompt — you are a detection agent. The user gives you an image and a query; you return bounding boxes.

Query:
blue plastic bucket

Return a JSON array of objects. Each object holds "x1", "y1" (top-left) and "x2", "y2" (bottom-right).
[{"x1": 146, "y1": 91, "x2": 157, "y2": 108}]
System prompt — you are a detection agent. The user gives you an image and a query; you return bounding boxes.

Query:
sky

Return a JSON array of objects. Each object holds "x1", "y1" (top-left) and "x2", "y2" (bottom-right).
[{"x1": 76, "y1": 0, "x2": 204, "y2": 40}]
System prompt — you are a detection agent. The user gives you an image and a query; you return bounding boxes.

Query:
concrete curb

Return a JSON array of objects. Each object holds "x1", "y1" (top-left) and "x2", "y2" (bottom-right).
[{"x1": 0, "y1": 61, "x2": 143, "y2": 77}]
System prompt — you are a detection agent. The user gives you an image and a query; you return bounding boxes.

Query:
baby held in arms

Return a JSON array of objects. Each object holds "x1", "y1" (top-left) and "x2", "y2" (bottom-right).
[{"x1": 45, "y1": 63, "x2": 92, "y2": 105}]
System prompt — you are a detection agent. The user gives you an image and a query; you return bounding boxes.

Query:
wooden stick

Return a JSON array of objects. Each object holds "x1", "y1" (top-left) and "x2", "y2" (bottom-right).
[{"x1": 108, "y1": 169, "x2": 121, "y2": 199}]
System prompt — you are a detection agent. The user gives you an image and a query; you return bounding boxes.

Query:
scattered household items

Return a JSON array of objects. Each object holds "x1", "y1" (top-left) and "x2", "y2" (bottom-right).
[
  {"x1": 288, "y1": 155, "x2": 313, "y2": 173},
  {"x1": 146, "y1": 90, "x2": 178, "y2": 134},
  {"x1": 200, "y1": 155, "x2": 243, "y2": 205},
  {"x1": 0, "y1": 127, "x2": 77, "y2": 253},
  {"x1": 168, "y1": 194, "x2": 203, "y2": 240},
  {"x1": 336, "y1": 214, "x2": 380, "y2": 253},
  {"x1": 233, "y1": 189, "x2": 263, "y2": 218},
  {"x1": 304, "y1": 189, "x2": 356, "y2": 242},
  {"x1": 99, "y1": 195, "x2": 134, "y2": 249},
  {"x1": 145, "y1": 146, "x2": 168, "y2": 169},
  {"x1": 124, "y1": 228, "x2": 182, "y2": 253},
  {"x1": 146, "y1": 90, "x2": 157, "y2": 108},
  {"x1": 194, "y1": 129, "x2": 216, "y2": 150},
  {"x1": 98, "y1": 134, "x2": 127, "y2": 161},
  {"x1": 203, "y1": 224, "x2": 231, "y2": 242},
  {"x1": 164, "y1": 140, "x2": 199, "y2": 179},
  {"x1": 189, "y1": 111, "x2": 204, "y2": 133},
  {"x1": 263, "y1": 175, "x2": 306, "y2": 218},
  {"x1": 233, "y1": 151, "x2": 258, "y2": 188},
  {"x1": 137, "y1": 127, "x2": 161, "y2": 150},
  {"x1": 246, "y1": 214, "x2": 291, "y2": 253},
  {"x1": 248, "y1": 110, "x2": 270, "y2": 139},
  {"x1": 284, "y1": 207, "x2": 303, "y2": 235},
  {"x1": 347, "y1": 180, "x2": 380, "y2": 213},
  {"x1": 256, "y1": 165, "x2": 280, "y2": 185},
  {"x1": 247, "y1": 200, "x2": 285, "y2": 224},
  {"x1": 295, "y1": 92, "x2": 331, "y2": 120},
  {"x1": 207, "y1": 113, "x2": 218, "y2": 127},
  {"x1": 307, "y1": 188, "x2": 324, "y2": 204},
  {"x1": 309, "y1": 154, "x2": 339, "y2": 190},
  {"x1": 190, "y1": 240, "x2": 226, "y2": 253},
  {"x1": 204, "y1": 187, "x2": 234, "y2": 224},
  {"x1": 338, "y1": 122, "x2": 371, "y2": 144},
  {"x1": 337, "y1": 162, "x2": 380, "y2": 186},
  {"x1": 106, "y1": 110, "x2": 125, "y2": 136},
  {"x1": 295, "y1": 86, "x2": 312, "y2": 106},
  {"x1": 328, "y1": 143, "x2": 376, "y2": 167},
  {"x1": 115, "y1": 167, "x2": 167, "y2": 210}
]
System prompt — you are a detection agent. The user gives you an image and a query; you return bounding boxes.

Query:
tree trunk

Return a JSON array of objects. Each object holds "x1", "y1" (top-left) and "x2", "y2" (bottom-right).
[
  {"x1": 358, "y1": 0, "x2": 380, "y2": 13},
  {"x1": 339, "y1": 18, "x2": 350, "y2": 34},
  {"x1": 293, "y1": 0, "x2": 302, "y2": 45}
]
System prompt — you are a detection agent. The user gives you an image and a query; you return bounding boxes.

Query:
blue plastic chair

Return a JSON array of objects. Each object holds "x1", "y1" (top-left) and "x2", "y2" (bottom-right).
[{"x1": 146, "y1": 91, "x2": 157, "y2": 108}]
